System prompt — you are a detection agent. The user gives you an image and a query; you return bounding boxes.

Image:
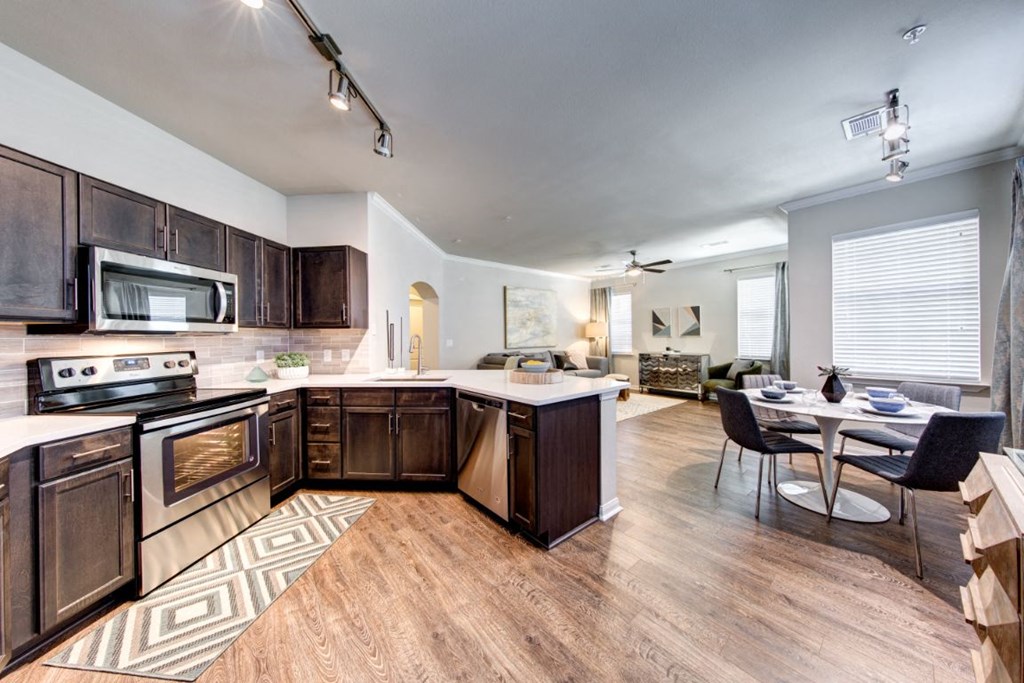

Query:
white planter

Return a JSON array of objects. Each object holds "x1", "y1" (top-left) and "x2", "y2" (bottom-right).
[{"x1": 276, "y1": 366, "x2": 310, "y2": 380}]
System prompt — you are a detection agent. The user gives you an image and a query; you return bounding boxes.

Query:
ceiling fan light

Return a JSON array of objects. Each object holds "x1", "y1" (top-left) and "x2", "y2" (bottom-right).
[
  {"x1": 374, "y1": 128, "x2": 393, "y2": 158},
  {"x1": 240, "y1": 0, "x2": 264, "y2": 8},
  {"x1": 328, "y1": 71, "x2": 351, "y2": 111},
  {"x1": 625, "y1": 267, "x2": 642, "y2": 277}
]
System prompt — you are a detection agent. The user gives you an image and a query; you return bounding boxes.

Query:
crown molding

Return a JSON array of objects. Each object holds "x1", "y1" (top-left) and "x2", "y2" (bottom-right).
[
  {"x1": 368, "y1": 192, "x2": 447, "y2": 258},
  {"x1": 778, "y1": 146, "x2": 1024, "y2": 214},
  {"x1": 444, "y1": 253, "x2": 591, "y2": 281}
]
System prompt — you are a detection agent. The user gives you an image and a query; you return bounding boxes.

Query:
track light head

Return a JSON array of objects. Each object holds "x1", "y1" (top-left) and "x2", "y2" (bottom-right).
[
  {"x1": 328, "y1": 70, "x2": 351, "y2": 111},
  {"x1": 885, "y1": 159, "x2": 909, "y2": 182},
  {"x1": 882, "y1": 136, "x2": 909, "y2": 161},
  {"x1": 374, "y1": 128, "x2": 393, "y2": 158},
  {"x1": 881, "y1": 89, "x2": 909, "y2": 141}
]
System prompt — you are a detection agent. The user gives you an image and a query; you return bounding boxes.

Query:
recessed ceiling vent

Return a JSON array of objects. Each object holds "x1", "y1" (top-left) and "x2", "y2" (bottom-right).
[{"x1": 841, "y1": 108, "x2": 884, "y2": 140}]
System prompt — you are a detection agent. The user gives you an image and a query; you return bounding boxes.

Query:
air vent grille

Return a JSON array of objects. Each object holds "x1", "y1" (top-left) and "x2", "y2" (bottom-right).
[{"x1": 841, "y1": 108, "x2": 884, "y2": 140}]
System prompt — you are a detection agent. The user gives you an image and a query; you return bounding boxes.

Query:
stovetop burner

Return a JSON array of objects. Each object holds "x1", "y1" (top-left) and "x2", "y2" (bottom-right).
[{"x1": 71, "y1": 387, "x2": 268, "y2": 422}]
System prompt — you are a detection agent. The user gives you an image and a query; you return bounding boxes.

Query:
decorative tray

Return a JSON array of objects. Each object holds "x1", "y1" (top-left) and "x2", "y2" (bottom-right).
[{"x1": 510, "y1": 368, "x2": 564, "y2": 385}]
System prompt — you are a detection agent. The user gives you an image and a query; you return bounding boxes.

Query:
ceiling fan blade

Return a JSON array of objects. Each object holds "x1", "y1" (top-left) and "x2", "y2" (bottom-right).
[
  {"x1": 642, "y1": 268, "x2": 666, "y2": 274},
  {"x1": 640, "y1": 259, "x2": 672, "y2": 268}
]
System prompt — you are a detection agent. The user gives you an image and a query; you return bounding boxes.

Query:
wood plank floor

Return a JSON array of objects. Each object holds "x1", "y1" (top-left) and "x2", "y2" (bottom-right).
[{"x1": 6, "y1": 399, "x2": 976, "y2": 682}]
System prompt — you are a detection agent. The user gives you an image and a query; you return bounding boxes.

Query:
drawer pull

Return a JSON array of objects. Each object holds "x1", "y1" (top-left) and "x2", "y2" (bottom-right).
[
  {"x1": 71, "y1": 443, "x2": 121, "y2": 459},
  {"x1": 508, "y1": 411, "x2": 531, "y2": 420},
  {"x1": 275, "y1": 401, "x2": 296, "y2": 411},
  {"x1": 310, "y1": 459, "x2": 332, "y2": 465},
  {"x1": 310, "y1": 423, "x2": 332, "y2": 429},
  {"x1": 309, "y1": 394, "x2": 333, "y2": 402}
]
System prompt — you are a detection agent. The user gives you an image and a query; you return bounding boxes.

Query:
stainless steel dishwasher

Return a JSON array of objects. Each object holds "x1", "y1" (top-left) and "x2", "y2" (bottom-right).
[{"x1": 456, "y1": 391, "x2": 508, "y2": 521}]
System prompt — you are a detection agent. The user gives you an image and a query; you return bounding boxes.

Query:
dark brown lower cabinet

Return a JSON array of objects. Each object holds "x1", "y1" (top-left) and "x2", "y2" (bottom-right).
[
  {"x1": 0, "y1": 459, "x2": 10, "y2": 670},
  {"x1": 508, "y1": 425, "x2": 537, "y2": 532},
  {"x1": 342, "y1": 408, "x2": 395, "y2": 480},
  {"x1": 396, "y1": 408, "x2": 451, "y2": 481},
  {"x1": 268, "y1": 409, "x2": 300, "y2": 496},
  {"x1": 37, "y1": 458, "x2": 134, "y2": 632}
]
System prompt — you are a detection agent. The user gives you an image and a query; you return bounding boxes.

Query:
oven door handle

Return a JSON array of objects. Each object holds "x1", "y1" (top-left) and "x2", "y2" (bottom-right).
[
  {"x1": 140, "y1": 396, "x2": 268, "y2": 432},
  {"x1": 214, "y1": 282, "x2": 228, "y2": 323}
]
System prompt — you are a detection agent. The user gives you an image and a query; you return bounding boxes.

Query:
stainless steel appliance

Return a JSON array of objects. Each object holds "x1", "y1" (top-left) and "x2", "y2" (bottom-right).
[
  {"x1": 29, "y1": 351, "x2": 269, "y2": 595},
  {"x1": 456, "y1": 391, "x2": 508, "y2": 520},
  {"x1": 88, "y1": 247, "x2": 238, "y2": 334}
]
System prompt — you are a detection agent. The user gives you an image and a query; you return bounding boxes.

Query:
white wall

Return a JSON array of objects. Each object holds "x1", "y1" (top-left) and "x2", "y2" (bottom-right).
[
  {"x1": 788, "y1": 160, "x2": 1014, "y2": 411},
  {"x1": 286, "y1": 193, "x2": 369, "y2": 250},
  {"x1": 442, "y1": 257, "x2": 591, "y2": 369},
  {"x1": 595, "y1": 250, "x2": 787, "y2": 385},
  {"x1": 0, "y1": 42, "x2": 287, "y2": 242}
]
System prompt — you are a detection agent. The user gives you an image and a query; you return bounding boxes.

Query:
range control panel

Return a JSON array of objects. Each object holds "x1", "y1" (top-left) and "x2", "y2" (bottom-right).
[{"x1": 40, "y1": 352, "x2": 197, "y2": 391}]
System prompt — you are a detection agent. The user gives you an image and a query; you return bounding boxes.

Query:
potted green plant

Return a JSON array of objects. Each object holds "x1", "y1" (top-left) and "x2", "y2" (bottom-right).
[
  {"x1": 817, "y1": 364, "x2": 850, "y2": 403},
  {"x1": 275, "y1": 352, "x2": 310, "y2": 380}
]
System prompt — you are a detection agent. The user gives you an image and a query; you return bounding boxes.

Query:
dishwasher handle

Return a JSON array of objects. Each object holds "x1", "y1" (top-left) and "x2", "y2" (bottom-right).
[{"x1": 456, "y1": 391, "x2": 506, "y2": 412}]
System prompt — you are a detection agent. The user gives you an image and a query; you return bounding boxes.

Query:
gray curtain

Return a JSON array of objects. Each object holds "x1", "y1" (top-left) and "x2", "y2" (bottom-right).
[
  {"x1": 992, "y1": 157, "x2": 1024, "y2": 449},
  {"x1": 770, "y1": 261, "x2": 790, "y2": 380},
  {"x1": 590, "y1": 287, "x2": 613, "y2": 372}
]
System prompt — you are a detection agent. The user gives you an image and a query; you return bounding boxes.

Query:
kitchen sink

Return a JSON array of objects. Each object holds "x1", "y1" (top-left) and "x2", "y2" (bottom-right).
[{"x1": 371, "y1": 375, "x2": 450, "y2": 382}]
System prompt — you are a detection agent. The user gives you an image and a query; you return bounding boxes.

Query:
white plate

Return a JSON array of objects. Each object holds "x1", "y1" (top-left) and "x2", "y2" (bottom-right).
[
  {"x1": 755, "y1": 395, "x2": 795, "y2": 404},
  {"x1": 860, "y1": 406, "x2": 920, "y2": 418},
  {"x1": 852, "y1": 393, "x2": 871, "y2": 400}
]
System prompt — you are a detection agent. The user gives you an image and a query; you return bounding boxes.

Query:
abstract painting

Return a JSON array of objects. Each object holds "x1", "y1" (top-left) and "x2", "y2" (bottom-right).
[
  {"x1": 505, "y1": 286, "x2": 557, "y2": 348},
  {"x1": 652, "y1": 307, "x2": 672, "y2": 337},
  {"x1": 678, "y1": 306, "x2": 701, "y2": 336}
]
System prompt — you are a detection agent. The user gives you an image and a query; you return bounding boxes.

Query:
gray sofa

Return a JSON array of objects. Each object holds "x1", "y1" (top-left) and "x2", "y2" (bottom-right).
[{"x1": 476, "y1": 350, "x2": 609, "y2": 378}]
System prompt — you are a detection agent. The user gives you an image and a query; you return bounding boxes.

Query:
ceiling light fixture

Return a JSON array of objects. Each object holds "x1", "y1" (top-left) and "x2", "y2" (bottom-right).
[
  {"x1": 881, "y1": 89, "x2": 909, "y2": 141},
  {"x1": 240, "y1": 0, "x2": 264, "y2": 8},
  {"x1": 881, "y1": 136, "x2": 909, "y2": 161},
  {"x1": 281, "y1": 0, "x2": 393, "y2": 158},
  {"x1": 885, "y1": 159, "x2": 909, "y2": 182},
  {"x1": 902, "y1": 25, "x2": 927, "y2": 45}
]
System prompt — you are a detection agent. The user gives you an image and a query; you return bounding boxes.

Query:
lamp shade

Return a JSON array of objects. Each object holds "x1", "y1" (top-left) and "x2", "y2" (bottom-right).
[{"x1": 585, "y1": 322, "x2": 609, "y2": 338}]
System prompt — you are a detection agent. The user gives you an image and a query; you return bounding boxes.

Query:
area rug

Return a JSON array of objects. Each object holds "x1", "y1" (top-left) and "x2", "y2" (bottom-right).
[
  {"x1": 46, "y1": 493, "x2": 375, "y2": 681},
  {"x1": 616, "y1": 392, "x2": 687, "y2": 421}
]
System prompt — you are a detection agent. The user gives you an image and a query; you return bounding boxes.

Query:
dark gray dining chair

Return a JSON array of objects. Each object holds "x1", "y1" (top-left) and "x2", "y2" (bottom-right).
[
  {"x1": 714, "y1": 388, "x2": 826, "y2": 519},
  {"x1": 838, "y1": 382, "x2": 961, "y2": 456},
  {"x1": 741, "y1": 374, "x2": 821, "y2": 437},
  {"x1": 827, "y1": 411, "x2": 1005, "y2": 579}
]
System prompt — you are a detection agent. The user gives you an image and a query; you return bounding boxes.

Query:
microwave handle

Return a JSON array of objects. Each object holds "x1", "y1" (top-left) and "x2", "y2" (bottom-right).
[{"x1": 214, "y1": 282, "x2": 228, "y2": 323}]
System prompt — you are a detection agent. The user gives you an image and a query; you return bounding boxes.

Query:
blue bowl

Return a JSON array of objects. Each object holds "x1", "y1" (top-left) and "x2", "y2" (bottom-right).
[
  {"x1": 866, "y1": 386, "x2": 895, "y2": 399},
  {"x1": 868, "y1": 397, "x2": 906, "y2": 413},
  {"x1": 760, "y1": 387, "x2": 786, "y2": 400}
]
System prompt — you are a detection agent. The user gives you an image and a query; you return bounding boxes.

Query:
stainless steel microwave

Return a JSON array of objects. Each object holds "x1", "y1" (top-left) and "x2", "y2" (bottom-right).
[{"x1": 89, "y1": 247, "x2": 238, "y2": 333}]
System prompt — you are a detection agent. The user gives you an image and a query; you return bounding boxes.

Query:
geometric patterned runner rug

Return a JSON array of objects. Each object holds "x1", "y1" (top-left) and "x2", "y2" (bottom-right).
[
  {"x1": 616, "y1": 393, "x2": 686, "y2": 422},
  {"x1": 46, "y1": 493, "x2": 375, "y2": 681}
]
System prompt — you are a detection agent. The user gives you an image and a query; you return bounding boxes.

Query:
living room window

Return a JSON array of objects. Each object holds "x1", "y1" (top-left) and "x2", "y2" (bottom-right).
[
  {"x1": 609, "y1": 290, "x2": 633, "y2": 354},
  {"x1": 736, "y1": 273, "x2": 776, "y2": 360},
  {"x1": 832, "y1": 211, "x2": 981, "y2": 382}
]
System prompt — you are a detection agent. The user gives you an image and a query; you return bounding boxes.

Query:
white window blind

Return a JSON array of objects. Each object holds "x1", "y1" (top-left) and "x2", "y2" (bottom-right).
[
  {"x1": 610, "y1": 290, "x2": 633, "y2": 354},
  {"x1": 832, "y1": 214, "x2": 980, "y2": 382},
  {"x1": 737, "y1": 274, "x2": 776, "y2": 359}
]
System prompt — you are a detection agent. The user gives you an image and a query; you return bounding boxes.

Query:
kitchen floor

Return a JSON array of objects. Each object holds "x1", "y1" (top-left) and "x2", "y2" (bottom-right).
[{"x1": 7, "y1": 400, "x2": 974, "y2": 682}]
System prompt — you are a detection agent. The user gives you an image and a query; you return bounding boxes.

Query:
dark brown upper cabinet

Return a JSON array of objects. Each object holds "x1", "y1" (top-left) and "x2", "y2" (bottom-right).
[
  {"x1": 0, "y1": 146, "x2": 78, "y2": 322},
  {"x1": 226, "y1": 227, "x2": 291, "y2": 328},
  {"x1": 293, "y1": 246, "x2": 368, "y2": 329},
  {"x1": 80, "y1": 176, "x2": 226, "y2": 270}
]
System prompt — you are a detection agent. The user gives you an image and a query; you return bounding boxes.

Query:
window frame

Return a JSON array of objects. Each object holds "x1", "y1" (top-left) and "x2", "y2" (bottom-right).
[{"x1": 736, "y1": 269, "x2": 777, "y2": 361}]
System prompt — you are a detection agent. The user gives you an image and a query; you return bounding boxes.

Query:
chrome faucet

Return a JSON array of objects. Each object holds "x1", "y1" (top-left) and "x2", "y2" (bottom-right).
[{"x1": 409, "y1": 335, "x2": 425, "y2": 375}]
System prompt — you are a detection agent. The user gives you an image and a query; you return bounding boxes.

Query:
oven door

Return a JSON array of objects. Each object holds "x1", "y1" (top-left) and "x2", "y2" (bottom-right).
[{"x1": 138, "y1": 397, "x2": 268, "y2": 538}]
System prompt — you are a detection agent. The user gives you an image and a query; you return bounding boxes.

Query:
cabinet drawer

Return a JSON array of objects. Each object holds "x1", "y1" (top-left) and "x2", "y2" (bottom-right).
[
  {"x1": 39, "y1": 428, "x2": 133, "y2": 482},
  {"x1": 344, "y1": 389, "x2": 394, "y2": 407},
  {"x1": 306, "y1": 444, "x2": 341, "y2": 479},
  {"x1": 396, "y1": 388, "x2": 450, "y2": 408},
  {"x1": 508, "y1": 402, "x2": 536, "y2": 431},
  {"x1": 305, "y1": 407, "x2": 340, "y2": 442},
  {"x1": 269, "y1": 390, "x2": 299, "y2": 414},
  {"x1": 305, "y1": 389, "x2": 340, "y2": 406}
]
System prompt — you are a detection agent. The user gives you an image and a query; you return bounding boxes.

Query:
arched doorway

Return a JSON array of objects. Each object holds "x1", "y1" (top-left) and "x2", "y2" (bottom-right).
[{"x1": 409, "y1": 282, "x2": 440, "y2": 370}]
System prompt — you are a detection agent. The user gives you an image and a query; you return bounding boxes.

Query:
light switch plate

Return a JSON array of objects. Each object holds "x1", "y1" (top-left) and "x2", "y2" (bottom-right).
[
  {"x1": 256, "y1": 350, "x2": 264, "y2": 362},
  {"x1": 323, "y1": 349, "x2": 332, "y2": 362},
  {"x1": 341, "y1": 349, "x2": 351, "y2": 361},
  {"x1": 446, "y1": 339, "x2": 454, "y2": 348}
]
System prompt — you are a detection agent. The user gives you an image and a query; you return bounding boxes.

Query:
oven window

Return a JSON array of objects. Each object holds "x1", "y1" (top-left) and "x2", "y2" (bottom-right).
[{"x1": 166, "y1": 417, "x2": 253, "y2": 501}]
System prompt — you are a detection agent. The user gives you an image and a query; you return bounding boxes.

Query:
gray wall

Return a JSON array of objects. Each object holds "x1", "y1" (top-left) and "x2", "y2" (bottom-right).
[{"x1": 788, "y1": 159, "x2": 1015, "y2": 410}]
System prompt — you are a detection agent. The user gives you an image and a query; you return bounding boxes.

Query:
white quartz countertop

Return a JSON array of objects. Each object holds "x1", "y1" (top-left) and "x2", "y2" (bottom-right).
[
  {"x1": 215, "y1": 369, "x2": 626, "y2": 406},
  {"x1": 0, "y1": 414, "x2": 137, "y2": 461}
]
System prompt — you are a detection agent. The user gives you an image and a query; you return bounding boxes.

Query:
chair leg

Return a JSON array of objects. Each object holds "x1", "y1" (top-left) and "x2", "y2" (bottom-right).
[
  {"x1": 813, "y1": 454, "x2": 829, "y2": 507},
  {"x1": 772, "y1": 454, "x2": 778, "y2": 489},
  {"x1": 838, "y1": 436, "x2": 847, "y2": 456},
  {"x1": 898, "y1": 487, "x2": 906, "y2": 525},
  {"x1": 714, "y1": 438, "x2": 729, "y2": 489},
  {"x1": 737, "y1": 446, "x2": 744, "y2": 463},
  {"x1": 755, "y1": 453, "x2": 767, "y2": 519},
  {"x1": 907, "y1": 488, "x2": 923, "y2": 579},
  {"x1": 825, "y1": 462, "x2": 846, "y2": 523}
]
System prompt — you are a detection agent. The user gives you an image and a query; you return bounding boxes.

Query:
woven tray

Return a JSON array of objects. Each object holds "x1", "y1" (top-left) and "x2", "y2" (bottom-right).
[{"x1": 510, "y1": 368, "x2": 564, "y2": 384}]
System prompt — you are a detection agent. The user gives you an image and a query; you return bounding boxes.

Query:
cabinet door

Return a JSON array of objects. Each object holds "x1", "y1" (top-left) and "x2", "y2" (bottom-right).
[
  {"x1": 38, "y1": 459, "x2": 134, "y2": 632},
  {"x1": 262, "y1": 239, "x2": 291, "y2": 328},
  {"x1": 268, "y1": 410, "x2": 299, "y2": 496},
  {"x1": 293, "y1": 247, "x2": 350, "y2": 328},
  {"x1": 342, "y1": 408, "x2": 394, "y2": 480},
  {"x1": 0, "y1": 147, "x2": 77, "y2": 321},
  {"x1": 79, "y1": 175, "x2": 165, "y2": 259},
  {"x1": 509, "y1": 426, "x2": 537, "y2": 533},
  {"x1": 167, "y1": 206, "x2": 225, "y2": 270},
  {"x1": 396, "y1": 408, "x2": 451, "y2": 481},
  {"x1": 0, "y1": 496, "x2": 9, "y2": 670},
  {"x1": 226, "y1": 227, "x2": 261, "y2": 327}
]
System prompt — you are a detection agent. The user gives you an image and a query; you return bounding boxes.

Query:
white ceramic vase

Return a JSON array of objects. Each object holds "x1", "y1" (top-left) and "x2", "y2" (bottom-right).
[{"x1": 276, "y1": 365, "x2": 310, "y2": 380}]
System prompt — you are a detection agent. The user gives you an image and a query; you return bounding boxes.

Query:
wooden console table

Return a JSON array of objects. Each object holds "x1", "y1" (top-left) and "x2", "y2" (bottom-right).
[{"x1": 638, "y1": 353, "x2": 709, "y2": 399}]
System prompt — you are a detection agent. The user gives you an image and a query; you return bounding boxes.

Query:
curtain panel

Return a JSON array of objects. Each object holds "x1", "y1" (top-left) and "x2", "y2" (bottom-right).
[
  {"x1": 770, "y1": 261, "x2": 790, "y2": 380},
  {"x1": 992, "y1": 157, "x2": 1024, "y2": 449},
  {"x1": 590, "y1": 287, "x2": 613, "y2": 372}
]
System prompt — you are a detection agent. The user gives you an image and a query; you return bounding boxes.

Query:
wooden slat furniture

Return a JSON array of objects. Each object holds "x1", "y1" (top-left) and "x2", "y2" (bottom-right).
[
  {"x1": 959, "y1": 452, "x2": 1024, "y2": 682},
  {"x1": 638, "y1": 353, "x2": 709, "y2": 398}
]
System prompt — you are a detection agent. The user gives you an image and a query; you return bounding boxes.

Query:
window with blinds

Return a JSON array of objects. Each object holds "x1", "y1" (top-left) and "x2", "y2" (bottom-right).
[
  {"x1": 737, "y1": 274, "x2": 776, "y2": 359},
  {"x1": 831, "y1": 212, "x2": 980, "y2": 382},
  {"x1": 610, "y1": 290, "x2": 633, "y2": 354}
]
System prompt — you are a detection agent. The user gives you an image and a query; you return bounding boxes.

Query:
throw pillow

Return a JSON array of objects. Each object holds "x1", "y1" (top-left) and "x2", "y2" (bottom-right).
[
  {"x1": 565, "y1": 343, "x2": 589, "y2": 370},
  {"x1": 562, "y1": 362, "x2": 579, "y2": 371},
  {"x1": 726, "y1": 359, "x2": 755, "y2": 381}
]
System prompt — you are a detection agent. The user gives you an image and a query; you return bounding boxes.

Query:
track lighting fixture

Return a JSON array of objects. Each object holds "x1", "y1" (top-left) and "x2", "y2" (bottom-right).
[
  {"x1": 881, "y1": 89, "x2": 909, "y2": 141},
  {"x1": 885, "y1": 159, "x2": 909, "y2": 182},
  {"x1": 881, "y1": 136, "x2": 909, "y2": 161},
  {"x1": 328, "y1": 70, "x2": 351, "y2": 111},
  {"x1": 373, "y1": 128, "x2": 393, "y2": 158}
]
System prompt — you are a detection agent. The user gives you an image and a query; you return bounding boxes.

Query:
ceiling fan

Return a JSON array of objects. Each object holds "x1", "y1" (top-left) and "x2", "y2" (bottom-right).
[{"x1": 597, "y1": 250, "x2": 672, "y2": 277}]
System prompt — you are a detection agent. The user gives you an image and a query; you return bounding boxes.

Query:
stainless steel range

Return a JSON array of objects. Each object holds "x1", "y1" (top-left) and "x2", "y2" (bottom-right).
[{"x1": 28, "y1": 351, "x2": 270, "y2": 595}]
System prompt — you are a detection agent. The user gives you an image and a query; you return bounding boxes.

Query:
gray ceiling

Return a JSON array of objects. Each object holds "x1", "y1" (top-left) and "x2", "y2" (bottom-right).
[{"x1": 1, "y1": 0, "x2": 1022, "y2": 275}]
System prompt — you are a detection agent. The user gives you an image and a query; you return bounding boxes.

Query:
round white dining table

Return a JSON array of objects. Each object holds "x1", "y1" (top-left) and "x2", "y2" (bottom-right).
[{"x1": 740, "y1": 388, "x2": 954, "y2": 523}]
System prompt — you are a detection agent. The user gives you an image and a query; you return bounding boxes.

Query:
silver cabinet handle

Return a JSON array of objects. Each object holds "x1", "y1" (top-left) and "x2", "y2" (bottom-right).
[
  {"x1": 509, "y1": 411, "x2": 531, "y2": 420},
  {"x1": 173, "y1": 229, "x2": 180, "y2": 254},
  {"x1": 269, "y1": 423, "x2": 277, "y2": 446},
  {"x1": 123, "y1": 470, "x2": 134, "y2": 502},
  {"x1": 341, "y1": 302, "x2": 348, "y2": 324},
  {"x1": 310, "y1": 422, "x2": 332, "y2": 429},
  {"x1": 72, "y1": 443, "x2": 120, "y2": 459},
  {"x1": 395, "y1": 413, "x2": 400, "y2": 434},
  {"x1": 310, "y1": 459, "x2": 332, "y2": 466},
  {"x1": 275, "y1": 401, "x2": 296, "y2": 411},
  {"x1": 388, "y1": 413, "x2": 394, "y2": 434}
]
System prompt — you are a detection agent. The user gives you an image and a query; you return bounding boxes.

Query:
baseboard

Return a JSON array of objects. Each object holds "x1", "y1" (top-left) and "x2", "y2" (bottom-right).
[{"x1": 599, "y1": 497, "x2": 623, "y2": 521}]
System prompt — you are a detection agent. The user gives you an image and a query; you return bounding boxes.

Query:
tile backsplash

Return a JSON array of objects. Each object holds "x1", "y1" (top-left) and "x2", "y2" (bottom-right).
[{"x1": 0, "y1": 325, "x2": 370, "y2": 418}]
